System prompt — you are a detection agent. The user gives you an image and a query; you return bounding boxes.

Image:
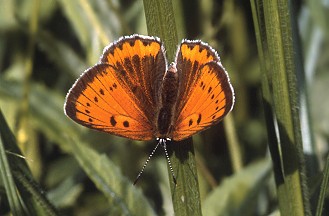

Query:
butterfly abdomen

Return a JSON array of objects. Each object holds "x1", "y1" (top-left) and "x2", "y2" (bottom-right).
[{"x1": 156, "y1": 63, "x2": 179, "y2": 139}]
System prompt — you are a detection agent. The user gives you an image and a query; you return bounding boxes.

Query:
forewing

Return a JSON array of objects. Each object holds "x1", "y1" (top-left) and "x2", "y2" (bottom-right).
[
  {"x1": 101, "y1": 34, "x2": 166, "y2": 118},
  {"x1": 173, "y1": 40, "x2": 234, "y2": 141},
  {"x1": 64, "y1": 35, "x2": 167, "y2": 141}
]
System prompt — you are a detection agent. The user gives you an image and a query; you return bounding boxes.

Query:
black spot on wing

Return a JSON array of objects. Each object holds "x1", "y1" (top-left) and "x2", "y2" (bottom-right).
[
  {"x1": 110, "y1": 116, "x2": 117, "y2": 126},
  {"x1": 197, "y1": 114, "x2": 202, "y2": 124},
  {"x1": 189, "y1": 119, "x2": 193, "y2": 127},
  {"x1": 123, "y1": 121, "x2": 129, "y2": 128}
]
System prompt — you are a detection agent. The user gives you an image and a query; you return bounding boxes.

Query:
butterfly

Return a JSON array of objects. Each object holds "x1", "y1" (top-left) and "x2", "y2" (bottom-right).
[
  {"x1": 64, "y1": 34, "x2": 234, "y2": 184},
  {"x1": 64, "y1": 34, "x2": 234, "y2": 141}
]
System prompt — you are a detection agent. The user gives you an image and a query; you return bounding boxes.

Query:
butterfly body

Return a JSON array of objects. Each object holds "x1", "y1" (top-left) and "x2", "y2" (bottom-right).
[
  {"x1": 64, "y1": 34, "x2": 234, "y2": 141},
  {"x1": 156, "y1": 62, "x2": 179, "y2": 139}
]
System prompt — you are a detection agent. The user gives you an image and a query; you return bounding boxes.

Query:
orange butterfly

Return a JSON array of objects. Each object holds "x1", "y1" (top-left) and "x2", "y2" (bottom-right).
[
  {"x1": 65, "y1": 34, "x2": 234, "y2": 140},
  {"x1": 64, "y1": 34, "x2": 234, "y2": 183}
]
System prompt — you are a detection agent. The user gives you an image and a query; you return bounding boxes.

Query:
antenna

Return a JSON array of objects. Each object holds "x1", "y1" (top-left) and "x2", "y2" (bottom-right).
[
  {"x1": 133, "y1": 138, "x2": 177, "y2": 185},
  {"x1": 133, "y1": 141, "x2": 160, "y2": 185},
  {"x1": 159, "y1": 138, "x2": 177, "y2": 185}
]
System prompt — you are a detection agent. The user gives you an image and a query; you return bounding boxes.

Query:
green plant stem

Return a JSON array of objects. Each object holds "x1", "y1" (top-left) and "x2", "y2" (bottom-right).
[
  {"x1": 224, "y1": 114, "x2": 242, "y2": 172},
  {"x1": 0, "y1": 110, "x2": 26, "y2": 216},
  {"x1": 143, "y1": 0, "x2": 202, "y2": 215},
  {"x1": 143, "y1": 0, "x2": 178, "y2": 62},
  {"x1": 12, "y1": 170, "x2": 58, "y2": 216},
  {"x1": 315, "y1": 154, "x2": 329, "y2": 216},
  {"x1": 169, "y1": 138, "x2": 202, "y2": 215},
  {"x1": 0, "y1": 109, "x2": 59, "y2": 215},
  {"x1": 250, "y1": 0, "x2": 311, "y2": 215}
]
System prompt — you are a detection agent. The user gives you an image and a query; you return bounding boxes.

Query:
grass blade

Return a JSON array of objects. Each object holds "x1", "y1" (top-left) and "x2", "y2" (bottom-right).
[
  {"x1": 0, "y1": 109, "x2": 59, "y2": 216},
  {"x1": 202, "y1": 159, "x2": 272, "y2": 216},
  {"x1": 0, "y1": 110, "x2": 26, "y2": 216},
  {"x1": 250, "y1": 0, "x2": 311, "y2": 215},
  {"x1": 143, "y1": 0, "x2": 178, "y2": 62},
  {"x1": 315, "y1": 153, "x2": 329, "y2": 216},
  {"x1": 67, "y1": 136, "x2": 156, "y2": 216},
  {"x1": 143, "y1": 0, "x2": 202, "y2": 215}
]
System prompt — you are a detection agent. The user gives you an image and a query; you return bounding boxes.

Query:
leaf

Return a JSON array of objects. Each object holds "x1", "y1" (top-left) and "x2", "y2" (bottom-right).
[
  {"x1": 68, "y1": 136, "x2": 156, "y2": 216},
  {"x1": 0, "y1": 109, "x2": 59, "y2": 216},
  {"x1": 202, "y1": 159, "x2": 272, "y2": 216},
  {"x1": 0, "y1": 109, "x2": 26, "y2": 216}
]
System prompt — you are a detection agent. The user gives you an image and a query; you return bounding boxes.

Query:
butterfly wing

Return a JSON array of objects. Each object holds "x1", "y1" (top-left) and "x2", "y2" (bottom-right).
[
  {"x1": 172, "y1": 40, "x2": 234, "y2": 141},
  {"x1": 64, "y1": 35, "x2": 166, "y2": 141}
]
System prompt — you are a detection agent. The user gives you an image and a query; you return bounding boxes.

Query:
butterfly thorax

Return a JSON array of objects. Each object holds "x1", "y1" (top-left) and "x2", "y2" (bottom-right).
[{"x1": 156, "y1": 63, "x2": 179, "y2": 139}]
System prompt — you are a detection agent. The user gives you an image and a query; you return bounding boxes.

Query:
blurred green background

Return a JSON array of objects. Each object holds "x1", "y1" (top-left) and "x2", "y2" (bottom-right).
[{"x1": 0, "y1": 0, "x2": 328, "y2": 215}]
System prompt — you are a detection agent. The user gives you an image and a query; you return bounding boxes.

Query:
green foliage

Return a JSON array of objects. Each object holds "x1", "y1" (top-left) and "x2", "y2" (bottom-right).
[
  {"x1": 0, "y1": 110, "x2": 58, "y2": 215},
  {"x1": 0, "y1": 0, "x2": 328, "y2": 215},
  {"x1": 202, "y1": 159, "x2": 272, "y2": 216},
  {"x1": 251, "y1": 0, "x2": 311, "y2": 215}
]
